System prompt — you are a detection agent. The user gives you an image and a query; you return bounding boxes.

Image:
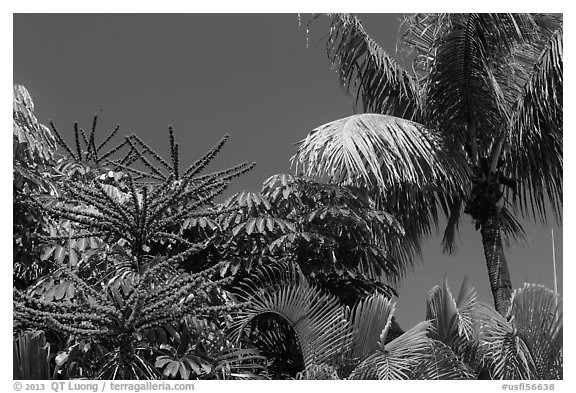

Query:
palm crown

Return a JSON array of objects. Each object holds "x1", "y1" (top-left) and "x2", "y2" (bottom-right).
[{"x1": 292, "y1": 13, "x2": 563, "y2": 315}]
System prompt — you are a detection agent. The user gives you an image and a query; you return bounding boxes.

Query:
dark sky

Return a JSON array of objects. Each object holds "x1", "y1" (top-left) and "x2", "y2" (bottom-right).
[{"x1": 13, "y1": 13, "x2": 563, "y2": 328}]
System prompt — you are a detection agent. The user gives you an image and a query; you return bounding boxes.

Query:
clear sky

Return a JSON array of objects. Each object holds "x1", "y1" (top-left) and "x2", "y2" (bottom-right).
[{"x1": 13, "y1": 13, "x2": 563, "y2": 328}]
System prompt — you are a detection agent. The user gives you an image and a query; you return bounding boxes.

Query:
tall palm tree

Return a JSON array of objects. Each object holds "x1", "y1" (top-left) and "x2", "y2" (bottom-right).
[{"x1": 292, "y1": 13, "x2": 563, "y2": 315}]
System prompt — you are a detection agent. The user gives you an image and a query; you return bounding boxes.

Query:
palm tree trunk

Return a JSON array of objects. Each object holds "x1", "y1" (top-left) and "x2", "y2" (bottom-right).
[{"x1": 479, "y1": 209, "x2": 512, "y2": 316}]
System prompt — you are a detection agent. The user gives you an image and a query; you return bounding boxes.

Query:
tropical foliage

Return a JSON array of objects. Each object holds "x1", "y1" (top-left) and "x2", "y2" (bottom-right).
[
  {"x1": 13, "y1": 330, "x2": 52, "y2": 380},
  {"x1": 13, "y1": 13, "x2": 563, "y2": 380},
  {"x1": 293, "y1": 13, "x2": 563, "y2": 315},
  {"x1": 13, "y1": 85, "x2": 59, "y2": 288},
  {"x1": 213, "y1": 173, "x2": 412, "y2": 306},
  {"x1": 226, "y1": 261, "x2": 561, "y2": 380},
  {"x1": 13, "y1": 85, "x2": 263, "y2": 380}
]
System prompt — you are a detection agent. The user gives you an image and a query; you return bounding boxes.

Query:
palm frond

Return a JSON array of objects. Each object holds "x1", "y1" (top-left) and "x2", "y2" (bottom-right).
[
  {"x1": 230, "y1": 265, "x2": 353, "y2": 372},
  {"x1": 13, "y1": 330, "x2": 51, "y2": 380},
  {"x1": 323, "y1": 14, "x2": 420, "y2": 118},
  {"x1": 211, "y1": 347, "x2": 268, "y2": 380},
  {"x1": 478, "y1": 307, "x2": 537, "y2": 380},
  {"x1": 441, "y1": 197, "x2": 463, "y2": 253},
  {"x1": 452, "y1": 277, "x2": 480, "y2": 340},
  {"x1": 346, "y1": 292, "x2": 395, "y2": 362},
  {"x1": 508, "y1": 284, "x2": 562, "y2": 379},
  {"x1": 348, "y1": 321, "x2": 432, "y2": 379},
  {"x1": 291, "y1": 113, "x2": 469, "y2": 250},
  {"x1": 402, "y1": 13, "x2": 540, "y2": 71},
  {"x1": 426, "y1": 282, "x2": 457, "y2": 343},
  {"x1": 411, "y1": 340, "x2": 476, "y2": 380},
  {"x1": 292, "y1": 113, "x2": 464, "y2": 192},
  {"x1": 500, "y1": 206, "x2": 527, "y2": 248},
  {"x1": 508, "y1": 28, "x2": 563, "y2": 224},
  {"x1": 295, "y1": 363, "x2": 341, "y2": 380},
  {"x1": 422, "y1": 14, "x2": 516, "y2": 153},
  {"x1": 426, "y1": 277, "x2": 483, "y2": 367},
  {"x1": 399, "y1": 13, "x2": 453, "y2": 78}
]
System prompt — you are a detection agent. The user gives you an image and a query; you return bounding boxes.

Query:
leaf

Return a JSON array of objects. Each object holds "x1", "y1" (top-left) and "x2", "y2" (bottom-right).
[
  {"x1": 230, "y1": 268, "x2": 353, "y2": 369},
  {"x1": 507, "y1": 284, "x2": 563, "y2": 379},
  {"x1": 55, "y1": 246, "x2": 66, "y2": 264},
  {"x1": 40, "y1": 245, "x2": 56, "y2": 261},
  {"x1": 347, "y1": 293, "x2": 395, "y2": 361},
  {"x1": 292, "y1": 113, "x2": 462, "y2": 192},
  {"x1": 154, "y1": 356, "x2": 172, "y2": 368},
  {"x1": 200, "y1": 362, "x2": 212, "y2": 374},
  {"x1": 76, "y1": 237, "x2": 87, "y2": 251},
  {"x1": 230, "y1": 262, "x2": 240, "y2": 276},
  {"x1": 320, "y1": 14, "x2": 419, "y2": 117},
  {"x1": 411, "y1": 340, "x2": 476, "y2": 380},
  {"x1": 256, "y1": 217, "x2": 266, "y2": 233},
  {"x1": 185, "y1": 358, "x2": 201, "y2": 375},
  {"x1": 220, "y1": 261, "x2": 230, "y2": 277},
  {"x1": 266, "y1": 217, "x2": 274, "y2": 232},
  {"x1": 163, "y1": 361, "x2": 177, "y2": 377},
  {"x1": 509, "y1": 28, "x2": 563, "y2": 224},
  {"x1": 13, "y1": 330, "x2": 51, "y2": 379},
  {"x1": 109, "y1": 286, "x2": 124, "y2": 308},
  {"x1": 479, "y1": 308, "x2": 536, "y2": 379},
  {"x1": 179, "y1": 362, "x2": 190, "y2": 379},
  {"x1": 13, "y1": 85, "x2": 57, "y2": 164},
  {"x1": 55, "y1": 353, "x2": 68, "y2": 367},
  {"x1": 68, "y1": 248, "x2": 78, "y2": 266},
  {"x1": 245, "y1": 218, "x2": 257, "y2": 235},
  {"x1": 232, "y1": 223, "x2": 244, "y2": 237},
  {"x1": 54, "y1": 282, "x2": 68, "y2": 300},
  {"x1": 169, "y1": 361, "x2": 181, "y2": 378},
  {"x1": 43, "y1": 286, "x2": 56, "y2": 302},
  {"x1": 349, "y1": 321, "x2": 433, "y2": 380}
]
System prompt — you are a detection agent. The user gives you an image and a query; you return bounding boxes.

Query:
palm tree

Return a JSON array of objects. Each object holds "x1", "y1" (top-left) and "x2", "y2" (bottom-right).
[
  {"x1": 230, "y1": 262, "x2": 562, "y2": 379},
  {"x1": 292, "y1": 13, "x2": 563, "y2": 315},
  {"x1": 425, "y1": 278, "x2": 562, "y2": 379},
  {"x1": 230, "y1": 262, "x2": 476, "y2": 379}
]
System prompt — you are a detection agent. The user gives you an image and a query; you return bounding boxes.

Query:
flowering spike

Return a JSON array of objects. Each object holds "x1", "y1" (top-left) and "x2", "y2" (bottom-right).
[
  {"x1": 129, "y1": 134, "x2": 171, "y2": 171},
  {"x1": 73, "y1": 122, "x2": 82, "y2": 162},
  {"x1": 88, "y1": 115, "x2": 98, "y2": 161},
  {"x1": 174, "y1": 143, "x2": 180, "y2": 180},
  {"x1": 49, "y1": 120, "x2": 77, "y2": 159},
  {"x1": 183, "y1": 134, "x2": 230, "y2": 179},
  {"x1": 16, "y1": 118, "x2": 253, "y2": 376},
  {"x1": 97, "y1": 124, "x2": 120, "y2": 153}
]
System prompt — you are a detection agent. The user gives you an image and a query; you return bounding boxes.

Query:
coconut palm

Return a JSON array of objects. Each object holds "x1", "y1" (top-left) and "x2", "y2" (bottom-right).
[{"x1": 292, "y1": 13, "x2": 563, "y2": 315}]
